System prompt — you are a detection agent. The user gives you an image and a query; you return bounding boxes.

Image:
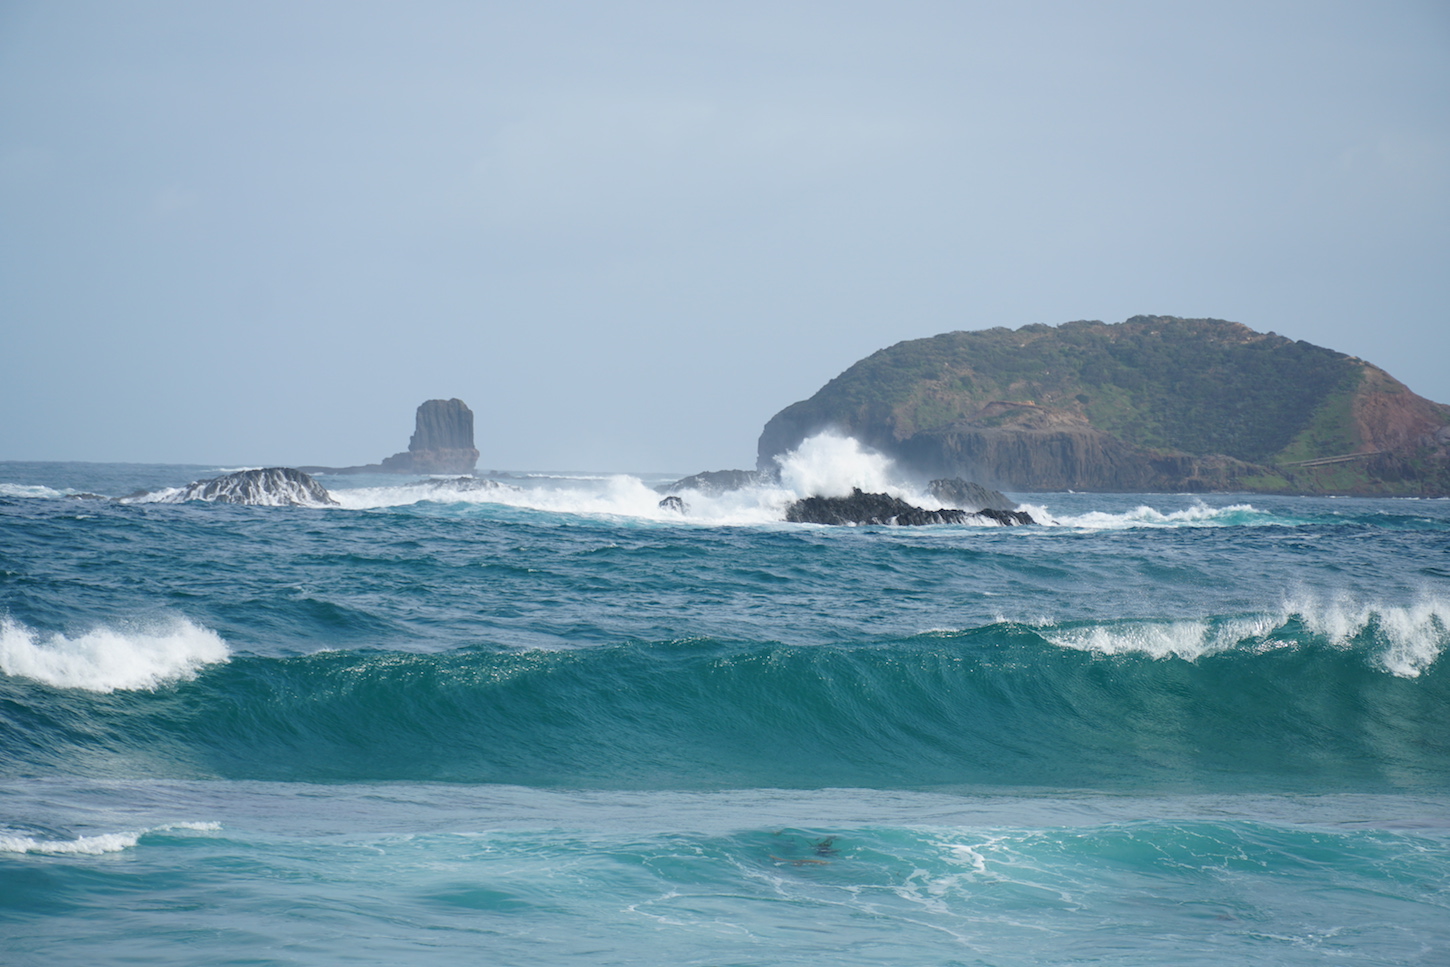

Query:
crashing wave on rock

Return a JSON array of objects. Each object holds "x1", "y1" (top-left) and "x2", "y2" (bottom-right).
[{"x1": 132, "y1": 468, "x2": 338, "y2": 507}]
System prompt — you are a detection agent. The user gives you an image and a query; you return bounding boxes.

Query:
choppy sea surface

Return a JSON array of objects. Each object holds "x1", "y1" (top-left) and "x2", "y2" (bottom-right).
[{"x1": 2, "y1": 451, "x2": 1448, "y2": 966}]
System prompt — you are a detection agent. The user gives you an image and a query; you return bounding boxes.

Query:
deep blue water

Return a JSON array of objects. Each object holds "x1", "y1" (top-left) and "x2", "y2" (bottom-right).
[{"x1": 2, "y1": 459, "x2": 1448, "y2": 965}]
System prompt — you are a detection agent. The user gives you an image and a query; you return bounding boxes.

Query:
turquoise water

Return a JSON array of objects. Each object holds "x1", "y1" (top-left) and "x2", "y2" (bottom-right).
[{"x1": 2, "y1": 460, "x2": 1448, "y2": 964}]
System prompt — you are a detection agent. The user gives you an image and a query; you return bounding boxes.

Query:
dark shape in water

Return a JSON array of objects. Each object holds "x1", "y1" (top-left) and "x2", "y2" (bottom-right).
[
  {"x1": 785, "y1": 488, "x2": 1033, "y2": 526},
  {"x1": 658, "y1": 495, "x2": 687, "y2": 513}
]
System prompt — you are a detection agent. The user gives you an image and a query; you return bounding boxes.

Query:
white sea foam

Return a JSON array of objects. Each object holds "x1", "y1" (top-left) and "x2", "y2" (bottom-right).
[
  {"x1": 0, "y1": 616, "x2": 230, "y2": 692},
  {"x1": 1042, "y1": 501, "x2": 1264, "y2": 531},
  {"x1": 0, "y1": 483, "x2": 65, "y2": 499},
  {"x1": 0, "y1": 822, "x2": 220, "y2": 855},
  {"x1": 1043, "y1": 615, "x2": 1284, "y2": 661},
  {"x1": 1039, "y1": 595, "x2": 1449, "y2": 676},
  {"x1": 1286, "y1": 594, "x2": 1450, "y2": 678},
  {"x1": 774, "y1": 432, "x2": 911, "y2": 500}
]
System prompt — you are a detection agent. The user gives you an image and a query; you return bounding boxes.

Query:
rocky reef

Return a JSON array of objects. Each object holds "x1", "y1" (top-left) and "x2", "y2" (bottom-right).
[
  {"x1": 785, "y1": 488, "x2": 1033, "y2": 526},
  {"x1": 135, "y1": 468, "x2": 338, "y2": 507}
]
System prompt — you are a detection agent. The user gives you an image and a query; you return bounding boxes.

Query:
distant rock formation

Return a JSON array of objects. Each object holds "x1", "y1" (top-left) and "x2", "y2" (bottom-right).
[
  {"x1": 135, "y1": 468, "x2": 338, "y2": 507},
  {"x1": 785, "y1": 488, "x2": 1033, "y2": 526},
  {"x1": 303, "y1": 399, "x2": 480, "y2": 475},
  {"x1": 379, "y1": 399, "x2": 479, "y2": 474}
]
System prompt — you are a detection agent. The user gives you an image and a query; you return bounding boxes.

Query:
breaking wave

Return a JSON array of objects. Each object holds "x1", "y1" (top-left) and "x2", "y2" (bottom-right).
[
  {"x1": 0, "y1": 616, "x2": 230, "y2": 692},
  {"x1": 1038, "y1": 595, "x2": 1450, "y2": 677},
  {"x1": 0, "y1": 822, "x2": 220, "y2": 855},
  {"x1": 2, "y1": 612, "x2": 1445, "y2": 790},
  {"x1": 0, "y1": 483, "x2": 67, "y2": 499},
  {"x1": 1025, "y1": 501, "x2": 1272, "y2": 529}
]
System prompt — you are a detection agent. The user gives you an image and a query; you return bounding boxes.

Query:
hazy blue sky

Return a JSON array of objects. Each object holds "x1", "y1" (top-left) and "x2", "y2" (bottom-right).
[{"x1": 2, "y1": 1, "x2": 1447, "y2": 471}]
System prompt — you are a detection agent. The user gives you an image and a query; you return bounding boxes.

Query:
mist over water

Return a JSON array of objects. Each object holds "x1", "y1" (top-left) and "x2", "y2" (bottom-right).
[{"x1": 2, "y1": 451, "x2": 1448, "y2": 965}]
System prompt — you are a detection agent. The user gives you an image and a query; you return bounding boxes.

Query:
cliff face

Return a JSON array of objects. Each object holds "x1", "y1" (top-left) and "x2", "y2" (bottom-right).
[{"x1": 758, "y1": 317, "x2": 1450, "y2": 495}]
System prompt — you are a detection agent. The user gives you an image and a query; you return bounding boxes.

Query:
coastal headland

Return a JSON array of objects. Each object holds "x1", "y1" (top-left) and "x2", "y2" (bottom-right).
[{"x1": 756, "y1": 316, "x2": 1450, "y2": 496}]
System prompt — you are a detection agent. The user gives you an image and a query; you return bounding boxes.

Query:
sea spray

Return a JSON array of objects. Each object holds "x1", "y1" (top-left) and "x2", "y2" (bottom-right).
[
  {"x1": 774, "y1": 432, "x2": 909, "y2": 500},
  {"x1": 0, "y1": 822, "x2": 219, "y2": 855},
  {"x1": 0, "y1": 616, "x2": 229, "y2": 692}
]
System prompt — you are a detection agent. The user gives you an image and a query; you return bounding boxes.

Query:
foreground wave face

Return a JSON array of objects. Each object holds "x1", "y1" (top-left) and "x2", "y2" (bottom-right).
[{"x1": 1, "y1": 606, "x2": 1444, "y2": 789}]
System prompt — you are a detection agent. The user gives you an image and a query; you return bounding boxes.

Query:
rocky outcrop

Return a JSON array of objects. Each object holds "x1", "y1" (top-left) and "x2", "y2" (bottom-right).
[
  {"x1": 378, "y1": 399, "x2": 479, "y2": 474},
  {"x1": 661, "y1": 469, "x2": 775, "y2": 495},
  {"x1": 137, "y1": 468, "x2": 338, "y2": 507},
  {"x1": 658, "y1": 495, "x2": 687, "y2": 513},
  {"x1": 927, "y1": 478, "x2": 1018, "y2": 511},
  {"x1": 785, "y1": 489, "x2": 1033, "y2": 526}
]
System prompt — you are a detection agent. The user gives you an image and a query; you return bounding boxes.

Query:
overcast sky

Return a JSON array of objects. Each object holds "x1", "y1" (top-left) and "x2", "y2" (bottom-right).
[{"x1": 2, "y1": 1, "x2": 1447, "y2": 472}]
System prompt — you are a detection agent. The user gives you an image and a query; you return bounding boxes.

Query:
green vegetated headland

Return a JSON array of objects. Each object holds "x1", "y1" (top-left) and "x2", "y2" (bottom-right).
[{"x1": 758, "y1": 316, "x2": 1450, "y2": 495}]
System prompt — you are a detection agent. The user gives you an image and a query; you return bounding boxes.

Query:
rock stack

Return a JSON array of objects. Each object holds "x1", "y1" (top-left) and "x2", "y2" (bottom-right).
[{"x1": 379, "y1": 399, "x2": 480, "y2": 474}]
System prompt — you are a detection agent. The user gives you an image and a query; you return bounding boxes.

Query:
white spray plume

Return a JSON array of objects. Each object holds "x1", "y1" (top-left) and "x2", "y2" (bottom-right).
[
  {"x1": 0, "y1": 616, "x2": 230, "y2": 692},
  {"x1": 775, "y1": 432, "x2": 906, "y2": 499}
]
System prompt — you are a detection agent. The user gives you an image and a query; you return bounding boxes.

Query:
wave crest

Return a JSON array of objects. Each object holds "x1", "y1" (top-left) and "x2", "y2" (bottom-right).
[
  {"x1": 0, "y1": 616, "x2": 230, "y2": 692},
  {"x1": 0, "y1": 822, "x2": 219, "y2": 855},
  {"x1": 1039, "y1": 596, "x2": 1449, "y2": 677}
]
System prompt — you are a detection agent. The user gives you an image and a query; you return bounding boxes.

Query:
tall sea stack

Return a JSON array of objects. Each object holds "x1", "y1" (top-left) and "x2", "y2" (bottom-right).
[{"x1": 379, "y1": 399, "x2": 480, "y2": 474}]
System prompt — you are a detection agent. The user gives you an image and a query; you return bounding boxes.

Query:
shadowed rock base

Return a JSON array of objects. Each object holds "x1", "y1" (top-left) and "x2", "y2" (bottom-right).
[{"x1": 785, "y1": 489, "x2": 1033, "y2": 526}]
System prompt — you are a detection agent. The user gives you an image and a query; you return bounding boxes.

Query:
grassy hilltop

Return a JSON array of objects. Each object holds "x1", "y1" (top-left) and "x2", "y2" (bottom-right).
[{"x1": 758, "y1": 316, "x2": 1450, "y2": 495}]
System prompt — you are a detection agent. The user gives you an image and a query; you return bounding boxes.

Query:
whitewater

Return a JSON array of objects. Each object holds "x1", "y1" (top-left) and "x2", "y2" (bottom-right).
[{"x1": 2, "y1": 440, "x2": 1448, "y2": 965}]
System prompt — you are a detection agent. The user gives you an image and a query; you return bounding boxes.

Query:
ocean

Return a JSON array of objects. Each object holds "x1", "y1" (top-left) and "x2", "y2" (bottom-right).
[{"x1": 2, "y1": 445, "x2": 1448, "y2": 966}]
